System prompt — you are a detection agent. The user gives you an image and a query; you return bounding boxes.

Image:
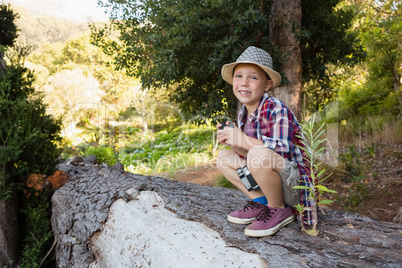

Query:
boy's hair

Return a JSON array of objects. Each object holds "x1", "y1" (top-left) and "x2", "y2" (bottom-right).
[{"x1": 232, "y1": 64, "x2": 271, "y2": 81}]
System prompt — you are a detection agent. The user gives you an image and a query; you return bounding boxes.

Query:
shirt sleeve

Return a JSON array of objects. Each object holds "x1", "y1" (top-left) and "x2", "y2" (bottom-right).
[{"x1": 260, "y1": 102, "x2": 292, "y2": 157}]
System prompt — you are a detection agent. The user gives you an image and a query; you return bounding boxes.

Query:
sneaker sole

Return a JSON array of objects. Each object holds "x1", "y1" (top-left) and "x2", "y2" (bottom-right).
[
  {"x1": 227, "y1": 215, "x2": 256, "y2": 225},
  {"x1": 244, "y1": 215, "x2": 295, "y2": 237}
]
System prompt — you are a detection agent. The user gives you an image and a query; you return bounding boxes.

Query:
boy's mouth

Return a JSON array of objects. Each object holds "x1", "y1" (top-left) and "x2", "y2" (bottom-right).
[{"x1": 239, "y1": 90, "x2": 251, "y2": 95}]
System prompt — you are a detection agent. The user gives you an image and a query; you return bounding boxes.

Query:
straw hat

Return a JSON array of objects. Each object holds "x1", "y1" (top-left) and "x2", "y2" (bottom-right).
[{"x1": 221, "y1": 46, "x2": 281, "y2": 89}]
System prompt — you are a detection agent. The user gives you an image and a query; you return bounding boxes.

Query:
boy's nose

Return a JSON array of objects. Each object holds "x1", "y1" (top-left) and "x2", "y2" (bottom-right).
[{"x1": 240, "y1": 78, "x2": 248, "y2": 86}]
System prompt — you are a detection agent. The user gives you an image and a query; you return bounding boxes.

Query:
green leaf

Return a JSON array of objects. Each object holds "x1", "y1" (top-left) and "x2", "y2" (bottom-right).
[
  {"x1": 292, "y1": 186, "x2": 311, "y2": 190},
  {"x1": 305, "y1": 228, "x2": 319, "y2": 236},
  {"x1": 316, "y1": 169, "x2": 326, "y2": 178},
  {"x1": 318, "y1": 199, "x2": 335, "y2": 205},
  {"x1": 316, "y1": 185, "x2": 337, "y2": 193}
]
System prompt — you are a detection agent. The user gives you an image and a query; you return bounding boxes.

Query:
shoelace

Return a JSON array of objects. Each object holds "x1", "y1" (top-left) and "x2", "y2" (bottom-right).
[
  {"x1": 242, "y1": 201, "x2": 263, "y2": 211},
  {"x1": 255, "y1": 206, "x2": 278, "y2": 223}
]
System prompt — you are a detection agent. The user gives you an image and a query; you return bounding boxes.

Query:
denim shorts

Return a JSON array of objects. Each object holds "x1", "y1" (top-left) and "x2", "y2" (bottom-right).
[{"x1": 278, "y1": 159, "x2": 301, "y2": 208}]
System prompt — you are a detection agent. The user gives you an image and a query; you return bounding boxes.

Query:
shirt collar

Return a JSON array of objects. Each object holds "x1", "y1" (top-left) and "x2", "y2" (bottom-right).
[{"x1": 238, "y1": 92, "x2": 270, "y2": 126}]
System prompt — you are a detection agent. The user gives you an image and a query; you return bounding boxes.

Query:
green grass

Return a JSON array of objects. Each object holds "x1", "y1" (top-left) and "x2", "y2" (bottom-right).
[{"x1": 213, "y1": 176, "x2": 235, "y2": 189}]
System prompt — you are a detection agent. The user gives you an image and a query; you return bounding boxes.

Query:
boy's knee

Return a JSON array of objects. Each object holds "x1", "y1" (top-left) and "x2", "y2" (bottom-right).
[
  {"x1": 247, "y1": 146, "x2": 273, "y2": 170},
  {"x1": 217, "y1": 149, "x2": 235, "y2": 168},
  {"x1": 217, "y1": 149, "x2": 233, "y2": 160},
  {"x1": 248, "y1": 146, "x2": 269, "y2": 157},
  {"x1": 247, "y1": 146, "x2": 286, "y2": 173}
]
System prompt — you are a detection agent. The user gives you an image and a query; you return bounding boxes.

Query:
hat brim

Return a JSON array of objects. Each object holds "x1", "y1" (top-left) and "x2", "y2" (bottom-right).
[{"x1": 221, "y1": 61, "x2": 281, "y2": 89}]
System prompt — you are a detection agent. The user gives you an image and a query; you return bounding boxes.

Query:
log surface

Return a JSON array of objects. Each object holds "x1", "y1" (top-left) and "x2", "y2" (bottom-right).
[{"x1": 52, "y1": 163, "x2": 402, "y2": 268}]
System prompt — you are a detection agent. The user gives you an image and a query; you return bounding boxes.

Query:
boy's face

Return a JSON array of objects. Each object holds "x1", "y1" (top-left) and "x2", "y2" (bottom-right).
[{"x1": 232, "y1": 63, "x2": 273, "y2": 112}]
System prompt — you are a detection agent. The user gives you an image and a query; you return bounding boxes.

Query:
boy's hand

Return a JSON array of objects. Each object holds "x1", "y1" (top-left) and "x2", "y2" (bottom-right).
[
  {"x1": 222, "y1": 126, "x2": 244, "y2": 148},
  {"x1": 217, "y1": 123, "x2": 244, "y2": 148},
  {"x1": 217, "y1": 121, "x2": 232, "y2": 130},
  {"x1": 217, "y1": 121, "x2": 232, "y2": 145}
]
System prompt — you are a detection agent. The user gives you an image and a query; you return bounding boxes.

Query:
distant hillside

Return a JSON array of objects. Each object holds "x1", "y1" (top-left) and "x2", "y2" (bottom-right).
[
  {"x1": 3, "y1": 0, "x2": 108, "y2": 22},
  {"x1": 9, "y1": 5, "x2": 93, "y2": 46}
]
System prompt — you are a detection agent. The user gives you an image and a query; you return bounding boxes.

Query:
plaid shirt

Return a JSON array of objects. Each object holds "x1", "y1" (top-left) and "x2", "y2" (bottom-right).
[{"x1": 237, "y1": 92, "x2": 316, "y2": 225}]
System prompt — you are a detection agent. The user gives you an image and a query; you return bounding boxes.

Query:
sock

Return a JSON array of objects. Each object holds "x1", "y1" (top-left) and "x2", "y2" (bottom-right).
[{"x1": 253, "y1": 196, "x2": 268, "y2": 205}]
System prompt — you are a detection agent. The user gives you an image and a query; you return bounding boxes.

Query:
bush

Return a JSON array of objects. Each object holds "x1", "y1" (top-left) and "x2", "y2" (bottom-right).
[
  {"x1": 0, "y1": 60, "x2": 62, "y2": 266},
  {"x1": 0, "y1": 63, "x2": 62, "y2": 198},
  {"x1": 84, "y1": 146, "x2": 117, "y2": 166}
]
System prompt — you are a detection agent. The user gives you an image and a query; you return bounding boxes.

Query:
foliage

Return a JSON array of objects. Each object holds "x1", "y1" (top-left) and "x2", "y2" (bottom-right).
[
  {"x1": 300, "y1": 0, "x2": 367, "y2": 114},
  {"x1": 311, "y1": 0, "x2": 401, "y2": 118},
  {"x1": 356, "y1": 0, "x2": 401, "y2": 113},
  {"x1": 332, "y1": 145, "x2": 373, "y2": 210},
  {"x1": 25, "y1": 171, "x2": 71, "y2": 196},
  {"x1": 19, "y1": 193, "x2": 54, "y2": 268},
  {"x1": 0, "y1": 42, "x2": 62, "y2": 266},
  {"x1": 84, "y1": 146, "x2": 117, "y2": 166},
  {"x1": 0, "y1": 3, "x2": 19, "y2": 47},
  {"x1": 0, "y1": 8, "x2": 62, "y2": 267},
  {"x1": 91, "y1": 0, "x2": 363, "y2": 118},
  {"x1": 293, "y1": 118, "x2": 337, "y2": 236},
  {"x1": 357, "y1": 0, "x2": 401, "y2": 88},
  {"x1": 19, "y1": 170, "x2": 70, "y2": 267},
  {"x1": 323, "y1": 142, "x2": 400, "y2": 220},
  {"x1": 27, "y1": 35, "x2": 144, "y2": 147},
  {"x1": 213, "y1": 176, "x2": 235, "y2": 189},
  {"x1": 0, "y1": 60, "x2": 62, "y2": 200},
  {"x1": 301, "y1": 0, "x2": 365, "y2": 85},
  {"x1": 336, "y1": 114, "x2": 402, "y2": 146},
  {"x1": 119, "y1": 123, "x2": 215, "y2": 174}
]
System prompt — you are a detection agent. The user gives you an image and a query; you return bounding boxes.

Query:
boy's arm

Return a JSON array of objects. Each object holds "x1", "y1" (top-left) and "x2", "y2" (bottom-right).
[
  {"x1": 218, "y1": 126, "x2": 263, "y2": 154},
  {"x1": 230, "y1": 144, "x2": 248, "y2": 157},
  {"x1": 261, "y1": 105, "x2": 293, "y2": 155}
]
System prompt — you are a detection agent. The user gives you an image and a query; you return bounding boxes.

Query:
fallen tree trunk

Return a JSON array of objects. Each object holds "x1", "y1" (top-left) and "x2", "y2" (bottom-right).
[{"x1": 52, "y1": 162, "x2": 402, "y2": 268}]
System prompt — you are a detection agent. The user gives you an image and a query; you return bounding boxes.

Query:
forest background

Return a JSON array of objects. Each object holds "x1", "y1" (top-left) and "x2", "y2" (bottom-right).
[{"x1": 0, "y1": 0, "x2": 401, "y2": 266}]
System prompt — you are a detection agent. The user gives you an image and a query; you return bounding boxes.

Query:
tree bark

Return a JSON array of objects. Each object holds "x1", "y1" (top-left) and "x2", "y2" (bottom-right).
[
  {"x1": 0, "y1": 52, "x2": 6, "y2": 76},
  {"x1": 269, "y1": 0, "x2": 303, "y2": 120},
  {"x1": 51, "y1": 161, "x2": 402, "y2": 267},
  {"x1": 0, "y1": 195, "x2": 19, "y2": 268}
]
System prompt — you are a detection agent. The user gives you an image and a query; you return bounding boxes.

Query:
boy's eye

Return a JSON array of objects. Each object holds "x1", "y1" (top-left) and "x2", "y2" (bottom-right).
[
  {"x1": 251, "y1": 76, "x2": 258, "y2": 80},
  {"x1": 234, "y1": 74, "x2": 242, "y2": 78}
]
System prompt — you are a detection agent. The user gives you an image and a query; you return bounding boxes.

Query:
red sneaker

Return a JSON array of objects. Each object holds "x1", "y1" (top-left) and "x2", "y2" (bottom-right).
[
  {"x1": 245, "y1": 205, "x2": 294, "y2": 237},
  {"x1": 227, "y1": 201, "x2": 267, "y2": 224}
]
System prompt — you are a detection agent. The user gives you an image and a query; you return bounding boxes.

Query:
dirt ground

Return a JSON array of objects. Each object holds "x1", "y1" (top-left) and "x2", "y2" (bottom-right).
[
  {"x1": 324, "y1": 144, "x2": 402, "y2": 223},
  {"x1": 156, "y1": 144, "x2": 402, "y2": 223},
  {"x1": 157, "y1": 163, "x2": 223, "y2": 187}
]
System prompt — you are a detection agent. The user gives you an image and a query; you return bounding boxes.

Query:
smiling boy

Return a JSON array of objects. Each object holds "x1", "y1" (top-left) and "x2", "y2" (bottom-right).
[{"x1": 216, "y1": 46, "x2": 314, "y2": 237}]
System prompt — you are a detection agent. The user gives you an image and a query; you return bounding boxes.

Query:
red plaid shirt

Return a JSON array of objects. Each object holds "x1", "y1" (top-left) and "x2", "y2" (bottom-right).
[{"x1": 238, "y1": 92, "x2": 316, "y2": 225}]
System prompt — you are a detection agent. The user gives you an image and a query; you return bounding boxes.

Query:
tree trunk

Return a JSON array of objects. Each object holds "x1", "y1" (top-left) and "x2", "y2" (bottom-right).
[
  {"x1": 269, "y1": 0, "x2": 303, "y2": 120},
  {"x1": 0, "y1": 52, "x2": 6, "y2": 76},
  {"x1": 51, "y1": 161, "x2": 402, "y2": 267},
  {"x1": 0, "y1": 195, "x2": 19, "y2": 268}
]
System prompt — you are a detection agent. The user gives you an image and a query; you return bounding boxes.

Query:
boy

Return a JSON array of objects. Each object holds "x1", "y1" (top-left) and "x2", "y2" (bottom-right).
[{"x1": 216, "y1": 46, "x2": 313, "y2": 237}]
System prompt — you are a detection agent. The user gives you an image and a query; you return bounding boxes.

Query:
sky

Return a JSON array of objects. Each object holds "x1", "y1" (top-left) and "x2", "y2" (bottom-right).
[{"x1": 3, "y1": 0, "x2": 110, "y2": 22}]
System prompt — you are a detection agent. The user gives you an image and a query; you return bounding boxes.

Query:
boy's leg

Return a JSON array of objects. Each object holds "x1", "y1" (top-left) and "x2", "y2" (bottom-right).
[
  {"x1": 217, "y1": 149, "x2": 268, "y2": 224},
  {"x1": 216, "y1": 149, "x2": 263, "y2": 200},
  {"x1": 246, "y1": 145, "x2": 287, "y2": 208},
  {"x1": 244, "y1": 145, "x2": 297, "y2": 237}
]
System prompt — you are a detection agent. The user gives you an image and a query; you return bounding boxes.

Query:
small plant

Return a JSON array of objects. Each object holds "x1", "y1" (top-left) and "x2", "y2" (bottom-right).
[
  {"x1": 365, "y1": 143, "x2": 376, "y2": 157},
  {"x1": 293, "y1": 117, "x2": 337, "y2": 236},
  {"x1": 213, "y1": 176, "x2": 235, "y2": 189},
  {"x1": 84, "y1": 146, "x2": 117, "y2": 166},
  {"x1": 19, "y1": 170, "x2": 71, "y2": 267},
  {"x1": 25, "y1": 170, "x2": 71, "y2": 197}
]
